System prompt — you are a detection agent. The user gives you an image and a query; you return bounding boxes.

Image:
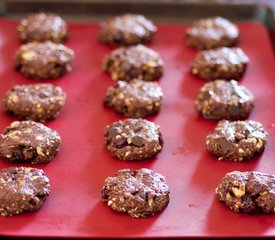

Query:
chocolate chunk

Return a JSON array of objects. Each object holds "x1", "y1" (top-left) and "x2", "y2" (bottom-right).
[
  {"x1": 108, "y1": 128, "x2": 119, "y2": 137},
  {"x1": 228, "y1": 104, "x2": 241, "y2": 116},
  {"x1": 220, "y1": 139, "x2": 233, "y2": 152},
  {"x1": 132, "y1": 136, "x2": 146, "y2": 147},
  {"x1": 246, "y1": 180, "x2": 263, "y2": 196},
  {"x1": 113, "y1": 137, "x2": 127, "y2": 148},
  {"x1": 22, "y1": 146, "x2": 36, "y2": 159},
  {"x1": 10, "y1": 150, "x2": 24, "y2": 162},
  {"x1": 101, "y1": 188, "x2": 110, "y2": 199}
]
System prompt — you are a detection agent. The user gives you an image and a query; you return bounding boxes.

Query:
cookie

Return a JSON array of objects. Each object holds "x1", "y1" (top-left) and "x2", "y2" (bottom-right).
[
  {"x1": 0, "y1": 121, "x2": 61, "y2": 164},
  {"x1": 216, "y1": 171, "x2": 275, "y2": 214},
  {"x1": 0, "y1": 166, "x2": 50, "y2": 216},
  {"x1": 99, "y1": 14, "x2": 156, "y2": 46},
  {"x1": 103, "y1": 44, "x2": 163, "y2": 81},
  {"x1": 206, "y1": 120, "x2": 268, "y2": 161},
  {"x1": 17, "y1": 12, "x2": 68, "y2": 43},
  {"x1": 3, "y1": 83, "x2": 66, "y2": 122},
  {"x1": 195, "y1": 79, "x2": 254, "y2": 120},
  {"x1": 104, "y1": 118, "x2": 163, "y2": 161},
  {"x1": 102, "y1": 168, "x2": 170, "y2": 218},
  {"x1": 104, "y1": 79, "x2": 163, "y2": 118},
  {"x1": 191, "y1": 47, "x2": 249, "y2": 80},
  {"x1": 186, "y1": 16, "x2": 239, "y2": 50},
  {"x1": 14, "y1": 41, "x2": 74, "y2": 79}
]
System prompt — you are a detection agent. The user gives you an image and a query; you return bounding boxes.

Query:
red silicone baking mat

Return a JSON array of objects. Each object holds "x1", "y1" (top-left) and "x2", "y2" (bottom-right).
[{"x1": 0, "y1": 17, "x2": 274, "y2": 238}]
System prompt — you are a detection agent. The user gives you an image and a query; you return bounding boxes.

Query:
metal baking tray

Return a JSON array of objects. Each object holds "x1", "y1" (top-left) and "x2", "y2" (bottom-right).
[
  {"x1": 0, "y1": 0, "x2": 274, "y2": 238},
  {"x1": 1, "y1": 0, "x2": 275, "y2": 50}
]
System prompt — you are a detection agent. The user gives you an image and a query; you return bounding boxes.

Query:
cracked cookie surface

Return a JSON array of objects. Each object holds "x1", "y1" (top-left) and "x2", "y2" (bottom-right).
[
  {"x1": 0, "y1": 120, "x2": 61, "y2": 164},
  {"x1": 18, "y1": 12, "x2": 68, "y2": 43},
  {"x1": 216, "y1": 171, "x2": 275, "y2": 214},
  {"x1": 14, "y1": 41, "x2": 74, "y2": 79},
  {"x1": 103, "y1": 44, "x2": 163, "y2": 82},
  {"x1": 104, "y1": 118, "x2": 163, "y2": 161},
  {"x1": 195, "y1": 79, "x2": 254, "y2": 120},
  {"x1": 102, "y1": 168, "x2": 170, "y2": 218},
  {"x1": 206, "y1": 120, "x2": 268, "y2": 161},
  {"x1": 186, "y1": 16, "x2": 239, "y2": 50},
  {"x1": 191, "y1": 47, "x2": 249, "y2": 80},
  {"x1": 0, "y1": 166, "x2": 50, "y2": 216},
  {"x1": 99, "y1": 14, "x2": 156, "y2": 46},
  {"x1": 104, "y1": 79, "x2": 163, "y2": 118},
  {"x1": 3, "y1": 83, "x2": 66, "y2": 122}
]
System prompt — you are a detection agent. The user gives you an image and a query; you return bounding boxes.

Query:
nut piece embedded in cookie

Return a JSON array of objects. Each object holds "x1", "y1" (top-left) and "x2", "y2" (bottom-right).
[
  {"x1": 195, "y1": 79, "x2": 254, "y2": 120},
  {"x1": 186, "y1": 16, "x2": 239, "y2": 50},
  {"x1": 191, "y1": 47, "x2": 249, "y2": 80},
  {"x1": 99, "y1": 14, "x2": 157, "y2": 46},
  {"x1": 17, "y1": 12, "x2": 68, "y2": 43},
  {"x1": 104, "y1": 79, "x2": 163, "y2": 118},
  {"x1": 14, "y1": 41, "x2": 74, "y2": 80},
  {"x1": 104, "y1": 118, "x2": 163, "y2": 161},
  {"x1": 102, "y1": 168, "x2": 170, "y2": 218},
  {"x1": 0, "y1": 166, "x2": 50, "y2": 216},
  {"x1": 3, "y1": 83, "x2": 66, "y2": 122},
  {"x1": 206, "y1": 120, "x2": 268, "y2": 161},
  {"x1": 103, "y1": 44, "x2": 163, "y2": 82},
  {"x1": 0, "y1": 120, "x2": 61, "y2": 164},
  {"x1": 216, "y1": 171, "x2": 275, "y2": 214}
]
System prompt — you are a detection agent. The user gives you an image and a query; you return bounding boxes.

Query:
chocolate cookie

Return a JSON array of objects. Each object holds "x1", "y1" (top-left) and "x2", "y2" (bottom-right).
[
  {"x1": 0, "y1": 121, "x2": 61, "y2": 164},
  {"x1": 103, "y1": 44, "x2": 163, "y2": 81},
  {"x1": 17, "y1": 12, "x2": 68, "y2": 43},
  {"x1": 206, "y1": 120, "x2": 268, "y2": 161},
  {"x1": 102, "y1": 168, "x2": 170, "y2": 218},
  {"x1": 195, "y1": 79, "x2": 254, "y2": 120},
  {"x1": 186, "y1": 16, "x2": 239, "y2": 50},
  {"x1": 104, "y1": 79, "x2": 163, "y2": 118},
  {"x1": 104, "y1": 118, "x2": 163, "y2": 161},
  {"x1": 191, "y1": 47, "x2": 249, "y2": 80},
  {"x1": 216, "y1": 171, "x2": 275, "y2": 214},
  {"x1": 99, "y1": 14, "x2": 156, "y2": 46},
  {"x1": 14, "y1": 41, "x2": 74, "y2": 79},
  {"x1": 0, "y1": 166, "x2": 50, "y2": 216},
  {"x1": 3, "y1": 83, "x2": 66, "y2": 122}
]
